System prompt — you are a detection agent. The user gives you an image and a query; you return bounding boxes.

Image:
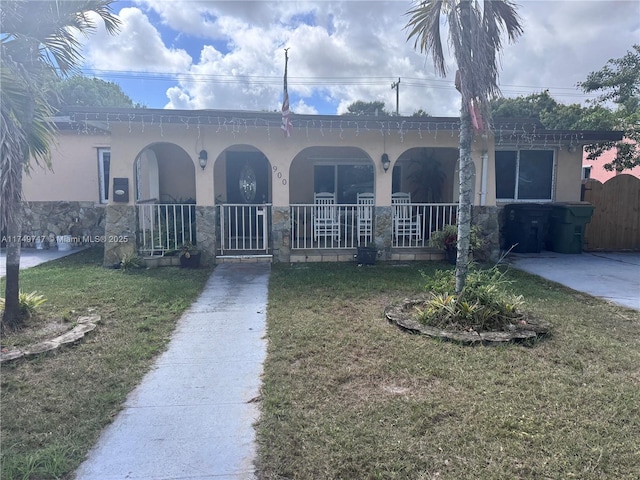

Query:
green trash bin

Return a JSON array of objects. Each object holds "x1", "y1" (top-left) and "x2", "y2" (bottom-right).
[
  {"x1": 503, "y1": 203, "x2": 552, "y2": 253},
  {"x1": 548, "y1": 202, "x2": 595, "y2": 254}
]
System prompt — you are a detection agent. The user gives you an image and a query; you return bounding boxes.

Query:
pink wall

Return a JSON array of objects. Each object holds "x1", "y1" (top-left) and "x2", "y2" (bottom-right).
[{"x1": 583, "y1": 141, "x2": 640, "y2": 182}]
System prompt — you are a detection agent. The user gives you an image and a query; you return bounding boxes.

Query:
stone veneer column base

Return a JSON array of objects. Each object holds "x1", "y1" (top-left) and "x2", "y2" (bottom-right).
[
  {"x1": 373, "y1": 206, "x2": 393, "y2": 260},
  {"x1": 103, "y1": 205, "x2": 137, "y2": 267},
  {"x1": 473, "y1": 206, "x2": 500, "y2": 263},
  {"x1": 271, "y1": 207, "x2": 291, "y2": 263},
  {"x1": 196, "y1": 206, "x2": 217, "y2": 266}
]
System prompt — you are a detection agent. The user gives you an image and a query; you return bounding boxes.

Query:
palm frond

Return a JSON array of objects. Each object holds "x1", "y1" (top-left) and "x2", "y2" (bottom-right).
[
  {"x1": 405, "y1": 0, "x2": 522, "y2": 107},
  {"x1": 0, "y1": 68, "x2": 27, "y2": 229},
  {"x1": 405, "y1": 0, "x2": 448, "y2": 77},
  {"x1": 1, "y1": 0, "x2": 121, "y2": 76}
]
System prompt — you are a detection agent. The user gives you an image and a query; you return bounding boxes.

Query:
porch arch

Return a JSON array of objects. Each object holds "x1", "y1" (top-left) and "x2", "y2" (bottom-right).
[
  {"x1": 134, "y1": 143, "x2": 197, "y2": 257},
  {"x1": 213, "y1": 145, "x2": 273, "y2": 256},
  {"x1": 394, "y1": 147, "x2": 458, "y2": 203},
  {"x1": 213, "y1": 144, "x2": 272, "y2": 204},
  {"x1": 289, "y1": 146, "x2": 375, "y2": 204},
  {"x1": 134, "y1": 143, "x2": 196, "y2": 203}
]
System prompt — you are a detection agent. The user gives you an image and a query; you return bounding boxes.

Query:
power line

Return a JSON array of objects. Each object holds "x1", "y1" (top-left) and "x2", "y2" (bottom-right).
[{"x1": 79, "y1": 68, "x2": 600, "y2": 99}]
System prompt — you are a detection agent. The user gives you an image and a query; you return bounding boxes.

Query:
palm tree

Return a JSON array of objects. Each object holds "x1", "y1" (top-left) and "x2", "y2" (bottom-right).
[
  {"x1": 406, "y1": 0, "x2": 522, "y2": 293},
  {"x1": 1, "y1": 1, "x2": 120, "y2": 329}
]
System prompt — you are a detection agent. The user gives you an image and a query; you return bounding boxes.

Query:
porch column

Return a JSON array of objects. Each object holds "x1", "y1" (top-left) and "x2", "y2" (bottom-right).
[
  {"x1": 196, "y1": 206, "x2": 216, "y2": 266},
  {"x1": 103, "y1": 205, "x2": 137, "y2": 266},
  {"x1": 474, "y1": 206, "x2": 500, "y2": 262},
  {"x1": 374, "y1": 206, "x2": 393, "y2": 260},
  {"x1": 271, "y1": 207, "x2": 290, "y2": 263}
]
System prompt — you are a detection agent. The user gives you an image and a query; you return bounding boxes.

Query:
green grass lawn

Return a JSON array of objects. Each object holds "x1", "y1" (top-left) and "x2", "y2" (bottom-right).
[
  {"x1": 0, "y1": 248, "x2": 213, "y2": 479},
  {"x1": 2, "y1": 255, "x2": 639, "y2": 479},
  {"x1": 257, "y1": 262, "x2": 640, "y2": 479}
]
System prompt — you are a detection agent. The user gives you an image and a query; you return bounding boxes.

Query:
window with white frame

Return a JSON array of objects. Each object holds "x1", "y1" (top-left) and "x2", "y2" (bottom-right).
[
  {"x1": 98, "y1": 148, "x2": 111, "y2": 204},
  {"x1": 495, "y1": 149, "x2": 555, "y2": 201},
  {"x1": 313, "y1": 163, "x2": 374, "y2": 204}
]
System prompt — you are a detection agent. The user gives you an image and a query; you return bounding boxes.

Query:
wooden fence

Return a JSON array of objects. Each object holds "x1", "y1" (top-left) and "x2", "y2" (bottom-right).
[{"x1": 582, "y1": 175, "x2": 640, "y2": 251}]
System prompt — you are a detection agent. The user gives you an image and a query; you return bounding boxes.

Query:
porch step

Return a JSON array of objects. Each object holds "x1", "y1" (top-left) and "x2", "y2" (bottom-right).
[
  {"x1": 143, "y1": 256, "x2": 181, "y2": 268},
  {"x1": 216, "y1": 255, "x2": 273, "y2": 264}
]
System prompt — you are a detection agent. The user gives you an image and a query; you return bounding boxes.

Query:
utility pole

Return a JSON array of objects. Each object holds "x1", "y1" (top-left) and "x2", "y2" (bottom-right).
[{"x1": 391, "y1": 78, "x2": 400, "y2": 115}]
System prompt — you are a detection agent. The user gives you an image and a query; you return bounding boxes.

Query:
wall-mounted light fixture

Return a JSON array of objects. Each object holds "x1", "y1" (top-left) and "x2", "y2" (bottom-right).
[
  {"x1": 112, "y1": 178, "x2": 129, "y2": 202},
  {"x1": 568, "y1": 145, "x2": 577, "y2": 153},
  {"x1": 198, "y1": 150, "x2": 208, "y2": 170},
  {"x1": 381, "y1": 153, "x2": 391, "y2": 173}
]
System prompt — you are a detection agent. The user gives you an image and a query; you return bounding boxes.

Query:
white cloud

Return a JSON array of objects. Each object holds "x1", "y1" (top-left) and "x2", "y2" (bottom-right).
[
  {"x1": 83, "y1": 7, "x2": 192, "y2": 73},
  {"x1": 80, "y1": 1, "x2": 639, "y2": 116}
]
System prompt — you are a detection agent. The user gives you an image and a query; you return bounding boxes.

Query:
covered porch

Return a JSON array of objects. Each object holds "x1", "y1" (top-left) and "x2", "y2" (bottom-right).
[
  {"x1": 288, "y1": 145, "x2": 460, "y2": 254},
  {"x1": 84, "y1": 108, "x2": 499, "y2": 265},
  {"x1": 131, "y1": 141, "x2": 463, "y2": 262}
]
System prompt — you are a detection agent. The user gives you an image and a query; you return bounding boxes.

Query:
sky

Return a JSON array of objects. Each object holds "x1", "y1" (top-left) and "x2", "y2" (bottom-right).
[{"x1": 78, "y1": 0, "x2": 640, "y2": 116}]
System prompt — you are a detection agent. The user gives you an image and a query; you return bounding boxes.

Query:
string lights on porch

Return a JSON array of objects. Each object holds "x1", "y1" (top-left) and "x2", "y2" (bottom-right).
[{"x1": 67, "y1": 111, "x2": 586, "y2": 149}]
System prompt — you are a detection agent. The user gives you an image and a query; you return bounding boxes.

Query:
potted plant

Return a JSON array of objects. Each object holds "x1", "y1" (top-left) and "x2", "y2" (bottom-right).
[
  {"x1": 179, "y1": 242, "x2": 201, "y2": 268},
  {"x1": 356, "y1": 242, "x2": 378, "y2": 265},
  {"x1": 429, "y1": 224, "x2": 483, "y2": 264}
]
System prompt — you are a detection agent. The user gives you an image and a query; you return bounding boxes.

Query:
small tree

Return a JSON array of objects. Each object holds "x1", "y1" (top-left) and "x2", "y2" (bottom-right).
[
  {"x1": 49, "y1": 76, "x2": 142, "y2": 111},
  {"x1": 579, "y1": 45, "x2": 640, "y2": 172},
  {"x1": 406, "y1": 0, "x2": 522, "y2": 293},
  {"x1": 344, "y1": 100, "x2": 390, "y2": 116}
]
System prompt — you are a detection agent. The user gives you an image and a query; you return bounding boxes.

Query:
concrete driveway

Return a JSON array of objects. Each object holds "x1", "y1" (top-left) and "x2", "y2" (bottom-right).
[
  {"x1": 0, "y1": 247, "x2": 87, "y2": 277},
  {"x1": 0, "y1": 247, "x2": 87, "y2": 278},
  {"x1": 508, "y1": 251, "x2": 640, "y2": 310}
]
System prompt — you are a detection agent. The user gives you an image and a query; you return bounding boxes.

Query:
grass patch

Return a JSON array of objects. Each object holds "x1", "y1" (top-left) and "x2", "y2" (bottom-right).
[
  {"x1": 0, "y1": 248, "x2": 213, "y2": 480},
  {"x1": 257, "y1": 262, "x2": 640, "y2": 479}
]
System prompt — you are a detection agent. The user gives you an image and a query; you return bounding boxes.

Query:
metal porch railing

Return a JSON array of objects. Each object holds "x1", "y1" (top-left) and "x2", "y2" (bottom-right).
[
  {"x1": 137, "y1": 203, "x2": 196, "y2": 256},
  {"x1": 392, "y1": 203, "x2": 458, "y2": 248},
  {"x1": 219, "y1": 204, "x2": 271, "y2": 255},
  {"x1": 290, "y1": 204, "x2": 372, "y2": 249},
  {"x1": 290, "y1": 203, "x2": 459, "y2": 249}
]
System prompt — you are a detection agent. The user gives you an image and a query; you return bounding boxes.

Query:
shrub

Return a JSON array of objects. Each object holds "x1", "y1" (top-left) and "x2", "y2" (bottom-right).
[
  {"x1": 119, "y1": 253, "x2": 144, "y2": 271},
  {"x1": 428, "y1": 224, "x2": 484, "y2": 252},
  {"x1": 420, "y1": 266, "x2": 524, "y2": 332},
  {"x1": 0, "y1": 291, "x2": 47, "y2": 319}
]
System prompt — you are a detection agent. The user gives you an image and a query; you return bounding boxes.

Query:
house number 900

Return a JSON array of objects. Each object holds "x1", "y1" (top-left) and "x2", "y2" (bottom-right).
[{"x1": 273, "y1": 165, "x2": 287, "y2": 185}]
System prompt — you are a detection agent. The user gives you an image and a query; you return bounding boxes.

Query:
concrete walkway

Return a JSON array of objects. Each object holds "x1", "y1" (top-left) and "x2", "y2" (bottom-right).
[
  {"x1": 0, "y1": 247, "x2": 86, "y2": 278},
  {"x1": 74, "y1": 263, "x2": 270, "y2": 480},
  {"x1": 509, "y1": 251, "x2": 640, "y2": 311}
]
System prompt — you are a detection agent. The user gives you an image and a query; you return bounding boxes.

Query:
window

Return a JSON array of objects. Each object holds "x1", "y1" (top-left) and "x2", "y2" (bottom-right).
[
  {"x1": 313, "y1": 163, "x2": 374, "y2": 203},
  {"x1": 582, "y1": 166, "x2": 591, "y2": 180},
  {"x1": 495, "y1": 149, "x2": 554, "y2": 201},
  {"x1": 98, "y1": 148, "x2": 111, "y2": 204}
]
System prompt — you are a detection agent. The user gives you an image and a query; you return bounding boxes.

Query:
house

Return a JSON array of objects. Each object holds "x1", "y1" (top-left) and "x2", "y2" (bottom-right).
[
  {"x1": 581, "y1": 139, "x2": 640, "y2": 182},
  {"x1": 21, "y1": 107, "x2": 623, "y2": 266}
]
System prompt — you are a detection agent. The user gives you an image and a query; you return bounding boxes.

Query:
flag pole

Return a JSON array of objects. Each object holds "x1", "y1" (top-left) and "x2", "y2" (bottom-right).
[{"x1": 281, "y1": 48, "x2": 292, "y2": 137}]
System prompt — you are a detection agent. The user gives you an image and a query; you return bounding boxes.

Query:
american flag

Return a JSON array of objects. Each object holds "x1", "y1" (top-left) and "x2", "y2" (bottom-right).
[{"x1": 281, "y1": 48, "x2": 292, "y2": 137}]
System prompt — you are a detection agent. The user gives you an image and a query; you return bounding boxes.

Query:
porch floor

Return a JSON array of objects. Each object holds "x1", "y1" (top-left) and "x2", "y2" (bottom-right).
[
  {"x1": 289, "y1": 248, "x2": 446, "y2": 263},
  {"x1": 216, "y1": 254, "x2": 273, "y2": 264}
]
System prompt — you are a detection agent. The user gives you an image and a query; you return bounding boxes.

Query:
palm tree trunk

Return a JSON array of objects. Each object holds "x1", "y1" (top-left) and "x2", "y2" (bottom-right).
[
  {"x1": 2, "y1": 188, "x2": 23, "y2": 330},
  {"x1": 2, "y1": 96, "x2": 33, "y2": 330},
  {"x1": 455, "y1": 102, "x2": 473, "y2": 294}
]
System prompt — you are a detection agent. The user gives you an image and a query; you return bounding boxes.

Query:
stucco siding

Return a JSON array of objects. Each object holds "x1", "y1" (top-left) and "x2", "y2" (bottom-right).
[
  {"x1": 23, "y1": 131, "x2": 110, "y2": 203},
  {"x1": 555, "y1": 149, "x2": 583, "y2": 202}
]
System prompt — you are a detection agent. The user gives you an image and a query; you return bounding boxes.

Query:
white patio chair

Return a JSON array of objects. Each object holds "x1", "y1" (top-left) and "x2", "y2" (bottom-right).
[
  {"x1": 392, "y1": 192, "x2": 422, "y2": 241},
  {"x1": 313, "y1": 192, "x2": 340, "y2": 243},
  {"x1": 356, "y1": 192, "x2": 375, "y2": 244}
]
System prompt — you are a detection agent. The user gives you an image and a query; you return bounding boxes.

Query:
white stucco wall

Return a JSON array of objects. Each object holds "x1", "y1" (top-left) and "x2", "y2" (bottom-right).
[
  {"x1": 21, "y1": 114, "x2": 596, "y2": 209},
  {"x1": 22, "y1": 130, "x2": 110, "y2": 203}
]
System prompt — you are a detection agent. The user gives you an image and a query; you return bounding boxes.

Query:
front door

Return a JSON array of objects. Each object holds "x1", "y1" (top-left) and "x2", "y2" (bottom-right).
[
  {"x1": 226, "y1": 152, "x2": 270, "y2": 205},
  {"x1": 220, "y1": 152, "x2": 271, "y2": 254}
]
